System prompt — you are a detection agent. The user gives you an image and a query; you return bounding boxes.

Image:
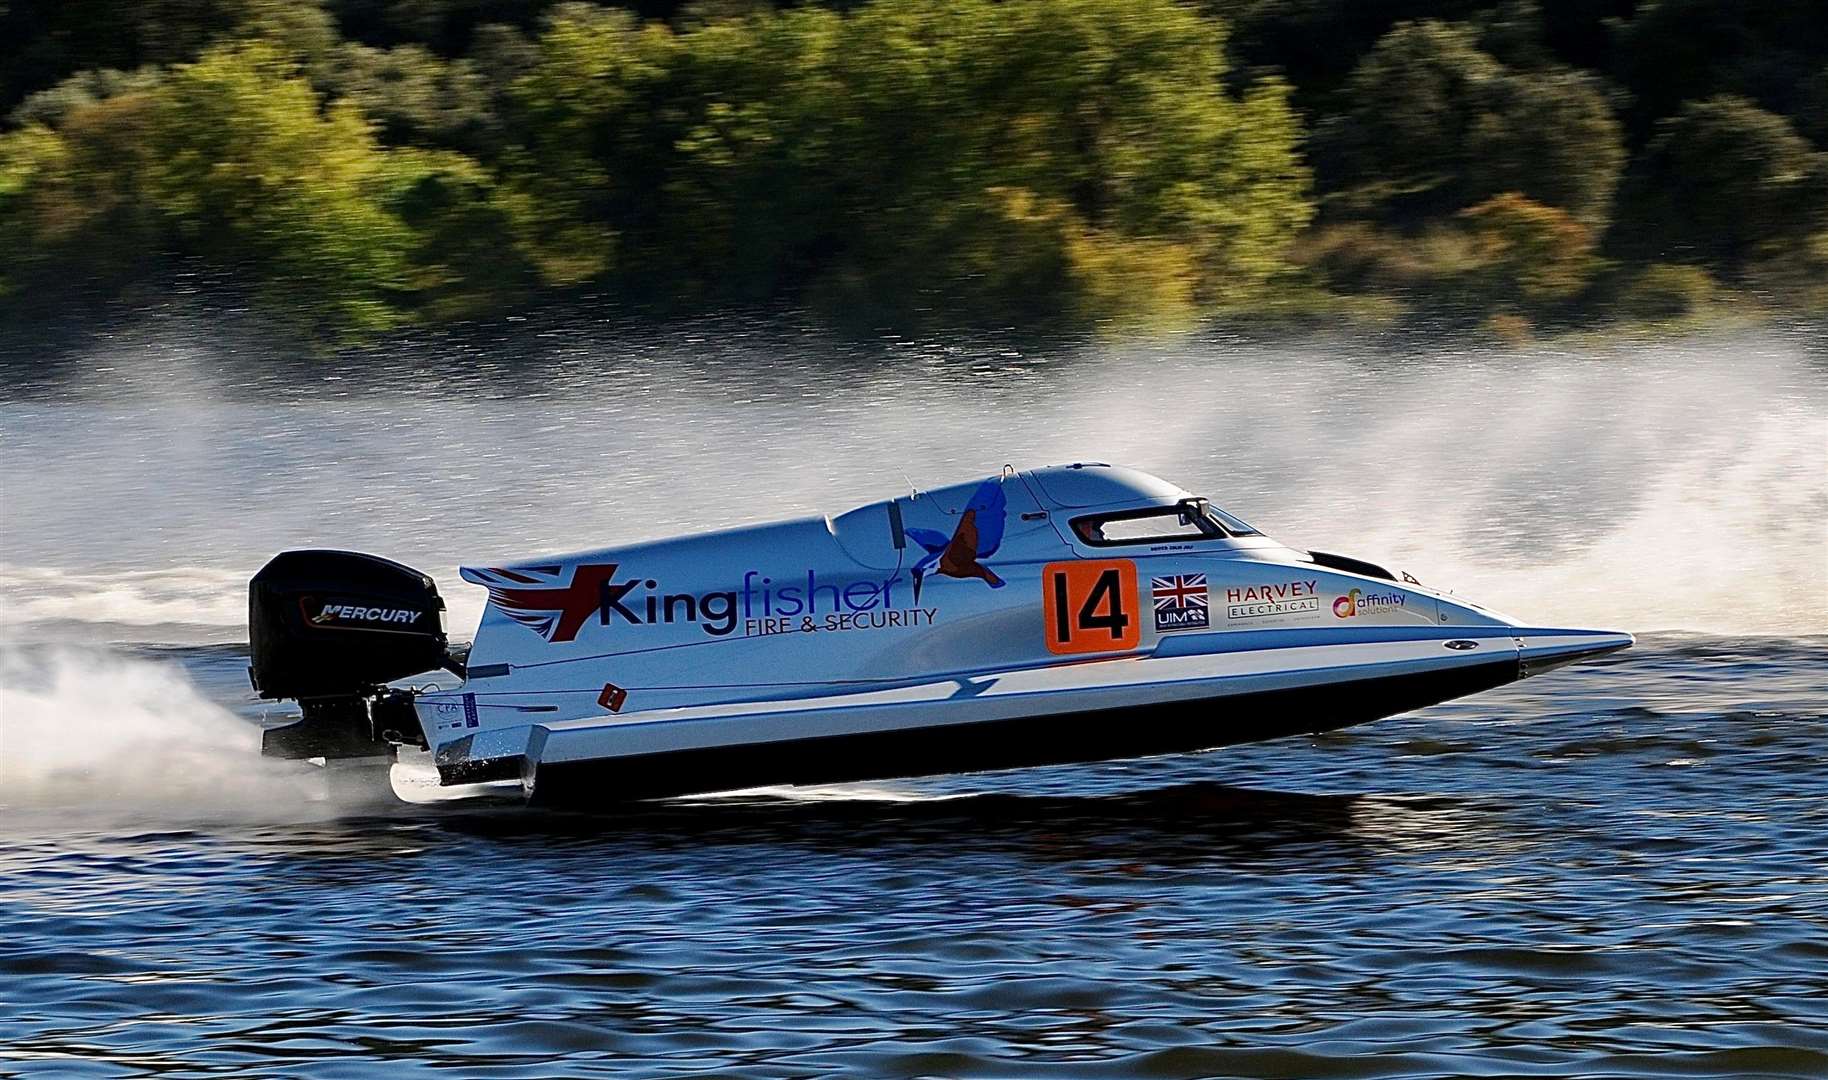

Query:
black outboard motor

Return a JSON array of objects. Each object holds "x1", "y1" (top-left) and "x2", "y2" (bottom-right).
[{"x1": 250, "y1": 550, "x2": 457, "y2": 761}]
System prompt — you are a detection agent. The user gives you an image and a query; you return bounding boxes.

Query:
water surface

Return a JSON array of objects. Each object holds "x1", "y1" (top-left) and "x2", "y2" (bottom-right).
[{"x1": 2, "y1": 323, "x2": 1824, "y2": 1077}]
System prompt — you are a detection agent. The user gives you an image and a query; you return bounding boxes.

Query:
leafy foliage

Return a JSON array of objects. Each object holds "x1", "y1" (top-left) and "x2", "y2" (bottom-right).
[
  {"x1": 2, "y1": 0, "x2": 1825, "y2": 335},
  {"x1": 1619, "y1": 96, "x2": 1827, "y2": 274},
  {"x1": 1314, "y1": 21, "x2": 1624, "y2": 227},
  {"x1": 500, "y1": 0, "x2": 1311, "y2": 327},
  {"x1": 1458, "y1": 192, "x2": 1599, "y2": 307},
  {"x1": 1614, "y1": 263, "x2": 1717, "y2": 323}
]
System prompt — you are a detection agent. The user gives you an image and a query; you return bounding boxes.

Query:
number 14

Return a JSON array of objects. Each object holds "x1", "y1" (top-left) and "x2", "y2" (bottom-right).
[{"x1": 1042, "y1": 560, "x2": 1140, "y2": 655}]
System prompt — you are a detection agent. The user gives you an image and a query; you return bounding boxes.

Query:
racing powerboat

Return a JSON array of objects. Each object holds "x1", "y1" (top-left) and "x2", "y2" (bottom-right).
[{"x1": 249, "y1": 464, "x2": 1632, "y2": 803}]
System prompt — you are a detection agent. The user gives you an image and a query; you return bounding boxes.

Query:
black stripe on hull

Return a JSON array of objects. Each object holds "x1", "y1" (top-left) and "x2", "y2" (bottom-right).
[{"x1": 513, "y1": 658, "x2": 1522, "y2": 806}]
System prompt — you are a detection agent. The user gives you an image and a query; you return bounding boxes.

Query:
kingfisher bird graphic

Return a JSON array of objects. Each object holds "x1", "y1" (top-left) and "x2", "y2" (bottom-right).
[{"x1": 905, "y1": 478, "x2": 1009, "y2": 603}]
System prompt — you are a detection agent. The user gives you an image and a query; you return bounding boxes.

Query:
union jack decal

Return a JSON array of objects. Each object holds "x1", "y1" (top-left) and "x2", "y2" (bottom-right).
[
  {"x1": 1150, "y1": 574, "x2": 1209, "y2": 632},
  {"x1": 463, "y1": 563, "x2": 618, "y2": 643},
  {"x1": 1152, "y1": 574, "x2": 1208, "y2": 610}
]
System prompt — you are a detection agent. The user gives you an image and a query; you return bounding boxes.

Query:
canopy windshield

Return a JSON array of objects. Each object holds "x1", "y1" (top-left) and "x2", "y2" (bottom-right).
[{"x1": 1071, "y1": 497, "x2": 1261, "y2": 546}]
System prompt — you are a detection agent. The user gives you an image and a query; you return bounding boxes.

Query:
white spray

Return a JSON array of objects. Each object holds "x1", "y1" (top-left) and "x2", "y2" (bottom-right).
[
  {"x1": 0, "y1": 326, "x2": 1821, "y2": 819},
  {"x1": 0, "y1": 646, "x2": 330, "y2": 822}
]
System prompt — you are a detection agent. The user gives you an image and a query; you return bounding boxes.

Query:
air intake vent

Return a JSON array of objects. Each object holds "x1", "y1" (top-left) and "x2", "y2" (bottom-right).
[{"x1": 1307, "y1": 550, "x2": 1397, "y2": 582}]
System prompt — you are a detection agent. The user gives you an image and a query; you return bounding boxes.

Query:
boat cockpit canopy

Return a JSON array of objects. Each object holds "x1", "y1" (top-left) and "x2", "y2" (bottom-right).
[{"x1": 1070, "y1": 497, "x2": 1261, "y2": 547}]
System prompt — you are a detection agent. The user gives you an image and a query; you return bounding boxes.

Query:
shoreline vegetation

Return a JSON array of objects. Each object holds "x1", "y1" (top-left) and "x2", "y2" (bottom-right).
[{"x1": 2, "y1": 1, "x2": 1824, "y2": 343}]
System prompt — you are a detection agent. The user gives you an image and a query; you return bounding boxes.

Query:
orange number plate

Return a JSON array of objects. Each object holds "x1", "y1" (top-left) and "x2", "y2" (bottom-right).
[{"x1": 1042, "y1": 560, "x2": 1140, "y2": 655}]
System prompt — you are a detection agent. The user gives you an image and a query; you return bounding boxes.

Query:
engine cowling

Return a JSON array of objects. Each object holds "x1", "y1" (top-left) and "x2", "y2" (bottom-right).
[{"x1": 249, "y1": 549, "x2": 449, "y2": 701}]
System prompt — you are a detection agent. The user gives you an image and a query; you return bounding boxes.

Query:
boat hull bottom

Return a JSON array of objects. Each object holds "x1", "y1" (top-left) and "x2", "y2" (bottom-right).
[{"x1": 517, "y1": 657, "x2": 1522, "y2": 806}]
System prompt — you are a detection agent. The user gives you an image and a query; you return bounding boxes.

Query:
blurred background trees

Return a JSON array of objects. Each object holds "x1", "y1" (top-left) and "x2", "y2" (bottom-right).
[{"x1": 1, "y1": 0, "x2": 1823, "y2": 336}]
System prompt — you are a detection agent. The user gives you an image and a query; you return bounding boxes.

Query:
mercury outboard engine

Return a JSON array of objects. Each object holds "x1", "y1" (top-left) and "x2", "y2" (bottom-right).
[{"x1": 249, "y1": 550, "x2": 460, "y2": 762}]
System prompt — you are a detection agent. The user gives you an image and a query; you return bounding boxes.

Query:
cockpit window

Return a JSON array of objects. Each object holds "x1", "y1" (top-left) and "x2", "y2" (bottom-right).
[
  {"x1": 1205, "y1": 504, "x2": 1260, "y2": 536},
  {"x1": 1073, "y1": 500, "x2": 1221, "y2": 546},
  {"x1": 1072, "y1": 498, "x2": 1261, "y2": 546}
]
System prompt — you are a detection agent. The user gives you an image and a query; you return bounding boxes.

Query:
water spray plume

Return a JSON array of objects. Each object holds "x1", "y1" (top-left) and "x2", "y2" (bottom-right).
[{"x1": 0, "y1": 647, "x2": 327, "y2": 820}]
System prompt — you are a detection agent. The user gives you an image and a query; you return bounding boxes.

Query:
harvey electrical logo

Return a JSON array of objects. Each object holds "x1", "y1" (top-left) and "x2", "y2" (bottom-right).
[{"x1": 1224, "y1": 580, "x2": 1319, "y2": 620}]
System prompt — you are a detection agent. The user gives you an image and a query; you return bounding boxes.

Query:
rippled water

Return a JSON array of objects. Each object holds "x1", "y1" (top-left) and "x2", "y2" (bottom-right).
[
  {"x1": 5, "y1": 635, "x2": 1826, "y2": 1077},
  {"x1": 2, "y1": 321, "x2": 1825, "y2": 1076}
]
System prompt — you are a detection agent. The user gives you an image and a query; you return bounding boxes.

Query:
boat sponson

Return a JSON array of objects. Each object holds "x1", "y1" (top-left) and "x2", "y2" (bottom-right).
[{"x1": 519, "y1": 657, "x2": 1521, "y2": 805}]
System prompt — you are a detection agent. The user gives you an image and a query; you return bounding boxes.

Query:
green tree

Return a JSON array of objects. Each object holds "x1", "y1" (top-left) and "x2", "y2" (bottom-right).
[
  {"x1": 1459, "y1": 192, "x2": 1598, "y2": 308},
  {"x1": 0, "y1": 89, "x2": 163, "y2": 298},
  {"x1": 1615, "y1": 264, "x2": 1717, "y2": 323},
  {"x1": 1312, "y1": 20, "x2": 1501, "y2": 219},
  {"x1": 9, "y1": 67, "x2": 165, "y2": 128},
  {"x1": 144, "y1": 43, "x2": 419, "y2": 329},
  {"x1": 1467, "y1": 70, "x2": 1624, "y2": 228},
  {"x1": 808, "y1": 0, "x2": 1313, "y2": 322},
  {"x1": 378, "y1": 146, "x2": 533, "y2": 318},
  {"x1": 315, "y1": 43, "x2": 502, "y2": 154},
  {"x1": 500, "y1": 3, "x2": 679, "y2": 285},
  {"x1": 1621, "y1": 96, "x2": 1826, "y2": 273},
  {"x1": 511, "y1": 0, "x2": 1313, "y2": 328},
  {"x1": 1314, "y1": 20, "x2": 1624, "y2": 226}
]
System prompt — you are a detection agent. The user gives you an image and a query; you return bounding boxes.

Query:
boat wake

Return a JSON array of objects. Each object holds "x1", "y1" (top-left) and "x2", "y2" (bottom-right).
[{"x1": 0, "y1": 645, "x2": 328, "y2": 823}]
